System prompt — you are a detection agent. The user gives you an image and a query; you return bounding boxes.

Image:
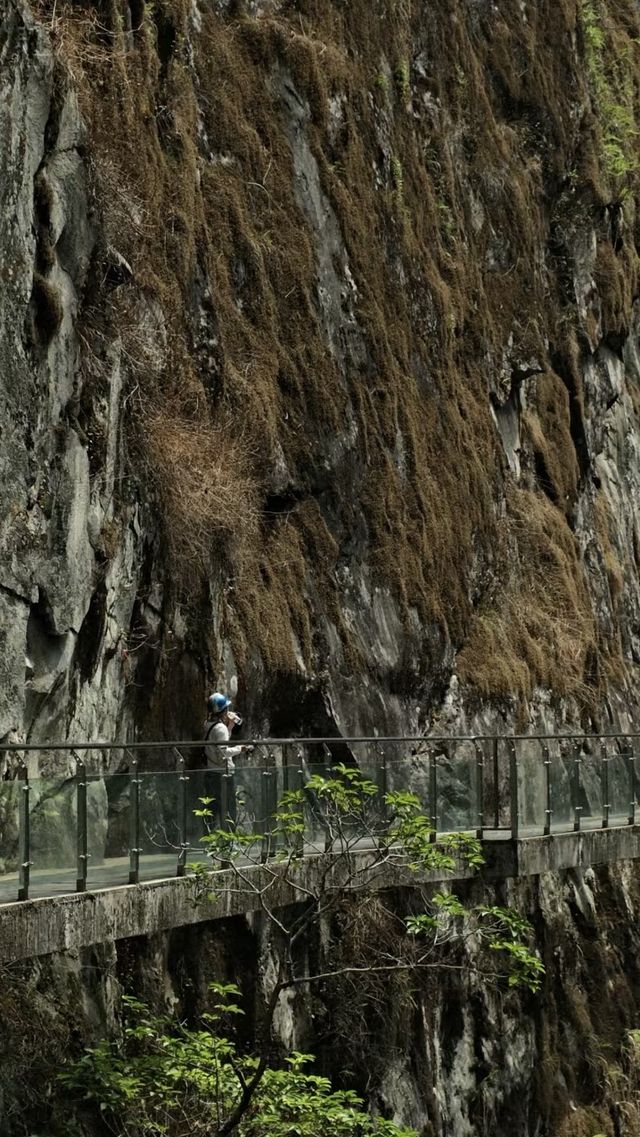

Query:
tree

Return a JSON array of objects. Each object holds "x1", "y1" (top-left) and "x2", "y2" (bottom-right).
[
  {"x1": 60, "y1": 986, "x2": 416, "y2": 1137},
  {"x1": 61, "y1": 766, "x2": 542, "y2": 1136}
]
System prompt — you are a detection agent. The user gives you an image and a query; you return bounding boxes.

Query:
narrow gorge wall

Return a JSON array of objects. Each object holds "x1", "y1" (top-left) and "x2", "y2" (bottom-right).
[
  {"x1": 5, "y1": 6, "x2": 640, "y2": 1135},
  {"x1": 3, "y1": 862, "x2": 640, "y2": 1137},
  {"x1": 3, "y1": 0, "x2": 640, "y2": 755}
]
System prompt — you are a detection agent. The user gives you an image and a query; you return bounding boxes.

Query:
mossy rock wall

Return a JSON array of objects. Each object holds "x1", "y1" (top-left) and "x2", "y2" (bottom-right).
[{"x1": 2, "y1": 0, "x2": 640, "y2": 746}]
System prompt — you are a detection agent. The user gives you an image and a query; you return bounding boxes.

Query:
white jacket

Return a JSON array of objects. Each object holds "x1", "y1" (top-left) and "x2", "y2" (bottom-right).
[{"x1": 204, "y1": 720, "x2": 243, "y2": 771}]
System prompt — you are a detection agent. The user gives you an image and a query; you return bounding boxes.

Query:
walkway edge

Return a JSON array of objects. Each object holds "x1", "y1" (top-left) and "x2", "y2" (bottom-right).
[{"x1": 0, "y1": 829, "x2": 638, "y2": 963}]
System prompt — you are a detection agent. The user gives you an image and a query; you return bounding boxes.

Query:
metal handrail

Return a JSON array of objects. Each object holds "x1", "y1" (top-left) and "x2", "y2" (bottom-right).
[{"x1": 3, "y1": 731, "x2": 640, "y2": 752}]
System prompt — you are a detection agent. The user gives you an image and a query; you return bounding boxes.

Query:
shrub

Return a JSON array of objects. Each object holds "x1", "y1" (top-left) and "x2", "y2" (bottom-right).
[
  {"x1": 60, "y1": 990, "x2": 416, "y2": 1137},
  {"x1": 393, "y1": 58, "x2": 410, "y2": 101}
]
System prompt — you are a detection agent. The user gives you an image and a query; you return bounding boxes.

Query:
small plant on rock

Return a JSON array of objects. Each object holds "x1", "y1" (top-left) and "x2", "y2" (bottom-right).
[{"x1": 393, "y1": 58, "x2": 410, "y2": 102}]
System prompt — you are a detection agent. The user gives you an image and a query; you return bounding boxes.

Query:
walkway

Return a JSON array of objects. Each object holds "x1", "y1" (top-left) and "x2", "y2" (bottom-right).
[{"x1": 0, "y1": 733, "x2": 638, "y2": 904}]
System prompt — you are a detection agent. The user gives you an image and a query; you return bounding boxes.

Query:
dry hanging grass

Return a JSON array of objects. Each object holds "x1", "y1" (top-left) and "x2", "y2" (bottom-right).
[
  {"x1": 144, "y1": 412, "x2": 259, "y2": 585},
  {"x1": 32, "y1": 0, "x2": 130, "y2": 85},
  {"x1": 457, "y1": 488, "x2": 598, "y2": 710},
  {"x1": 32, "y1": 0, "x2": 640, "y2": 704}
]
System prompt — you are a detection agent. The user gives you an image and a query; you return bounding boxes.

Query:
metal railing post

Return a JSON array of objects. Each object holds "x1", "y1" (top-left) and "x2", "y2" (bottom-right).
[
  {"x1": 129, "y1": 759, "x2": 140, "y2": 884},
  {"x1": 270, "y1": 747, "x2": 281, "y2": 857},
  {"x1": 281, "y1": 744, "x2": 292, "y2": 797},
  {"x1": 475, "y1": 741, "x2": 484, "y2": 839},
  {"x1": 509, "y1": 740, "x2": 519, "y2": 840},
  {"x1": 177, "y1": 756, "x2": 188, "y2": 877},
  {"x1": 18, "y1": 763, "x2": 30, "y2": 901},
  {"x1": 429, "y1": 748, "x2": 438, "y2": 842},
  {"x1": 282, "y1": 746, "x2": 305, "y2": 856},
  {"x1": 260, "y1": 748, "x2": 277, "y2": 863},
  {"x1": 76, "y1": 760, "x2": 88, "y2": 892},
  {"x1": 492, "y1": 737, "x2": 500, "y2": 828},
  {"x1": 322, "y1": 747, "x2": 333, "y2": 853},
  {"x1": 602, "y1": 741, "x2": 610, "y2": 829},
  {"x1": 378, "y1": 746, "x2": 389, "y2": 826},
  {"x1": 256, "y1": 750, "x2": 271, "y2": 855},
  {"x1": 258, "y1": 765, "x2": 269, "y2": 862},
  {"x1": 543, "y1": 745, "x2": 551, "y2": 837},
  {"x1": 572, "y1": 743, "x2": 582, "y2": 832},
  {"x1": 220, "y1": 764, "x2": 230, "y2": 832},
  {"x1": 280, "y1": 743, "x2": 294, "y2": 851},
  {"x1": 297, "y1": 748, "x2": 307, "y2": 852},
  {"x1": 628, "y1": 741, "x2": 636, "y2": 826}
]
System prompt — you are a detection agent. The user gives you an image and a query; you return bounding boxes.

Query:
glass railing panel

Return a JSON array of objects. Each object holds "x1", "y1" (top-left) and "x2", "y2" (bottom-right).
[
  {"x1": 138, "y1": 771, "x2": 180, "y2": 881},
  {"x1": 278, "y1": 757, "x2": 332, "y2": 852},
  {"x1": 481, "y1": 738, "x2": 501, "y2": 831},
  {"x1": 578, "y1": 742, "x2": 603, "y2": 829},
  {"x1": 347, "y1": 744, "x2": 388, "y2": 844},
  {"x1": 233, "y1": 764, "x2": 258, "y2": 837},
  {"x1": 329, "y1": 750, "x2": 391, "y2": 850},
  {"x1": 184, "y1": 768, "x2": 214, "y2": 863},
  {"x1": 548, "y1": 746, "x2": 574, "y2": 834},
  {"x1": 370, "y1": 745, "x2": 394, "y2": 827},
  {"x1": 494, "y1": 738, "x2": 512, "y2": 830},
  {"x1": 0, "y1": 779, "x2": 22, "y2": 902},
  {"x1": 516, "y1": 740, "x2": 546, "y2": 836},
  {"x1": 276, "y1": 751, "x2": 379, "y2": 852},
  {"x1": 437, "y1": 741, "x2": 478, "y2": 833},
  {"x1": 606, "y1": 741, "x2": 633, "y2": 825},
  {"x1": 302, "y1": 764, "x2": 333, "y2": 851},
  {"x1": 28, "y1": 776, "x2": 77, "y2": 897},
  {"x1": 237, "y1": 764, "x2": 275, "y2": 855},
  {"x1": 86, "y1": 773, "x2": 107, "y2": 869},
  {"x1": 277, "y1": 763, "x2": 306, "y2": 853},
  {"x1": 386, "y1": 747, "x2": 431, "y2": 820},
  {"x1": 87, "y1": 772, "x2": 131, "y2": 890},
  {"x1": 184, "y1": 763, "x2": 277, "y2": 864},
  {"x1": 474, "y1": 736, "x2": 510, "y2": 834}
]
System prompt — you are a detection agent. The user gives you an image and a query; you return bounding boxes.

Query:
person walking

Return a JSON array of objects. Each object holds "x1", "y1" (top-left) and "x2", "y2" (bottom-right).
[{"x1": 203, "y1": 692, "x2": 250, "y2": 829}]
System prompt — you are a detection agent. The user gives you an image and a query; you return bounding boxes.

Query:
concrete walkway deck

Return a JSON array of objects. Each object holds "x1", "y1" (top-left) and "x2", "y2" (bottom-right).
[
  {"x1": 0, "y1": 824, "x2": 638, "y2": 963},
  {"x1": 0, "y1": 816, "x2": 629, "y2": 905}
]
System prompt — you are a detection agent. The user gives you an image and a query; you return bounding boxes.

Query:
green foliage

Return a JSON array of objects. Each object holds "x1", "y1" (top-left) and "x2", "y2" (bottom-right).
[
  {"x1": 393, "y1": 59, "x2": 410, "y2": 101},
  {"x1": 474, "y1": 906, "x2": 544, "y2": 991},
  {"x1": 488, "y1": 938, "x2": 545, "y2": 991},
  {"x1": 580, "y1": 0, "x2": 638, "y2": 185},
  {"x1": 406, "y1": 896, "x2": 543, "y2": 992},
  {"x1": 195, "y1": 768, "x2": 540, "y2": 995},
  {"x1": 60, "y1": 989, "x2": 416, "y2": 1137},
  {"x1": 437, "y1": 199, "x2": 456, "y2": 246},
  {"x1": 383, "y1": 789, "x2": 485, "y2": 871}
]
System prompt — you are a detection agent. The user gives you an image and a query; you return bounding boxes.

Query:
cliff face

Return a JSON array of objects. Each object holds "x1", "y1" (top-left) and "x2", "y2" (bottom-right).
[
  {"x1": 2, "y1": 0, "x2": 640, "y2": 751},
  {"x1": 6, "y1": 8, "x2": 640, "y2": 1133},
  {"x1": 4, "y1": 861, "x2": 640, "y2": 1137}
]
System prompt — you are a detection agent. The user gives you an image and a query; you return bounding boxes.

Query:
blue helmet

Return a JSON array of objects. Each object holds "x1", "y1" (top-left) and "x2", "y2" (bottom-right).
[{"x1": 208, "y1": 691, "x2": 231, "y2": 715}]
